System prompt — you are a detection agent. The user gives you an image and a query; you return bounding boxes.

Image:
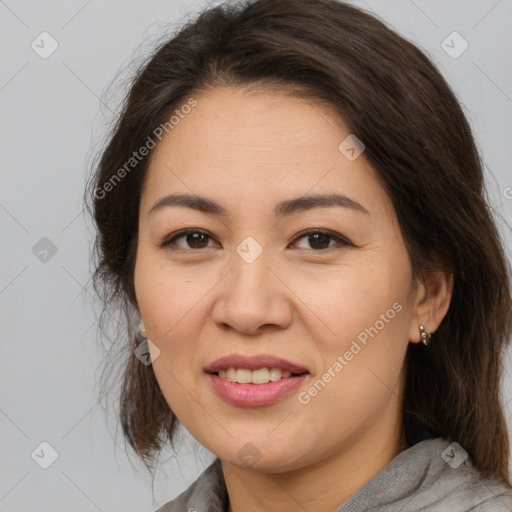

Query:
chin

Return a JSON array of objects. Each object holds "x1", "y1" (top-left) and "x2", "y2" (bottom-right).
[{"x1": 213, "y1": 439, "x2": 313, "y2": 474}]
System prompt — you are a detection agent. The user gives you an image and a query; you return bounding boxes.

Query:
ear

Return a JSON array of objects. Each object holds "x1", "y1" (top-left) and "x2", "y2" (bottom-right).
[{"x1": 408, "y1": 270, "x2": 454, "y2": 343}]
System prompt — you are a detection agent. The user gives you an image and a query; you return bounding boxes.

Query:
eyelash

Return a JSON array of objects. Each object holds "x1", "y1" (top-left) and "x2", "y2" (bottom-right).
[{"x1": 158, "y1": 228, "x2": 351, "y2": 252}]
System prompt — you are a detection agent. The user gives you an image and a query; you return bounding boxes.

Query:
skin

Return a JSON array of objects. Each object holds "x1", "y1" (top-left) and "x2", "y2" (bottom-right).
[{"x1": 134, "y1": 86, "x2": 453, "y2": 512}]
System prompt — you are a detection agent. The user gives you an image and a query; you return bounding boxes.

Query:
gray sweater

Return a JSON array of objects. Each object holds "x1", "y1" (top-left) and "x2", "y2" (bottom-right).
[{"x1": 155, "y1": 438, "x2": 512, "y2": 511}]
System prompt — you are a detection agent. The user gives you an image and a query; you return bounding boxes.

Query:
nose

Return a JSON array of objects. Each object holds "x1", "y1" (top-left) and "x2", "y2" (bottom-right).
[{"x1": 210, "y1": 247, "x2": 293, "y2": 335}]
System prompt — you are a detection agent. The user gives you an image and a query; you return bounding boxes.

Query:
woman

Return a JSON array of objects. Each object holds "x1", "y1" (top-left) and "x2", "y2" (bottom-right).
[{"x1": 88, "y1": 0, "x2": 512, "y2": 510}]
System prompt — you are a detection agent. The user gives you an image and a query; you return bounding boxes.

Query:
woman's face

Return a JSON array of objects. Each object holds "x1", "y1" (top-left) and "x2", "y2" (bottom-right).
[{"x1": 134, "y1": 86, "x2": 421, "y2": 472}]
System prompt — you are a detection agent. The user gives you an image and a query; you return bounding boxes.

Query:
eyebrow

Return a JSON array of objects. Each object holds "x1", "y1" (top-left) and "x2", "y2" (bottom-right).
[{"x1": 148, "y1": 192, "x2": 369, "y2": 218}]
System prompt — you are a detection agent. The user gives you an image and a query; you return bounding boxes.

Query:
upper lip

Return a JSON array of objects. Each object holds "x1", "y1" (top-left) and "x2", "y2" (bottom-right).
[{"x1": 205, "y1": 354, "x2": 309, "y2": 374}]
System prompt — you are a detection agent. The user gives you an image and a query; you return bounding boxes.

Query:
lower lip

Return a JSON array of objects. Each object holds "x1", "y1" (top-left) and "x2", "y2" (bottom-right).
[{"x1": 206, "y1": 373, "x2": 308, "y2": 407}]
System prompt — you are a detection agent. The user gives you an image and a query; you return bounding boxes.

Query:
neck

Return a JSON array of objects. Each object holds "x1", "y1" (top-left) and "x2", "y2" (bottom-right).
[{"x1": 222, "y1": 415, "x2": 407, "y2": 512}]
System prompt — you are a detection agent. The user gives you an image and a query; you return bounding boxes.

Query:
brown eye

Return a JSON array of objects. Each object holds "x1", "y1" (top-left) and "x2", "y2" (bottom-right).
[
  {"x1": 185, "y1": 232, "x2": 209, "y2": 248},
  {"x1": 292, "y1": 230, "x2": 350, "y2": 250},
  {"x1": 160, "y1": 229, "x2": 215, "y2": 250},
  {"x1": 306, "y1": 232, "x2": 331, "y2": 250}
]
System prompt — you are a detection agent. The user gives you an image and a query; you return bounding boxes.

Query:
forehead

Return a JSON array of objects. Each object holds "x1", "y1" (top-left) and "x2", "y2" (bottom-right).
[{"x1": 141, "y1": 86, "x2": 392, "y2": 220}]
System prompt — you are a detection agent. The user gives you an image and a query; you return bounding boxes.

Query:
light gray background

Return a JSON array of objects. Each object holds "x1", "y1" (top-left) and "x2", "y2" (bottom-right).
[{"x1": 1, "y1": 0, "x2": 511, "y2": 510}]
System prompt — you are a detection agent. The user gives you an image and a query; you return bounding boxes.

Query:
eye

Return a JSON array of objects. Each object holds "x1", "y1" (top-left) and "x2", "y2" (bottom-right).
[
  {"x1": 291, "y1": 229, "x2": 351, "y2": 250},
  {"x1": 159, "y1": 229, "x2": 217, "y2": 250}
]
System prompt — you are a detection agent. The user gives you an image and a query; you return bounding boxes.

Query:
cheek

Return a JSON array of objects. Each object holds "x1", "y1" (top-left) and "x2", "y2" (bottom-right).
[
  {"x1": 134, "y1": 254, "x2": 207, "y2": 414},
  {"x1": 289, "y1": 256, "x2": 412, "y2": 407},
  {"x1": 287, "y1": 257, "x2": 408, "y2": 346},
  {"x1": 298, "y1": 293, "x2": 409, "y2": 453},
  {"x1": 134, "y1": 251, "x2": 210, "y2": 343}
]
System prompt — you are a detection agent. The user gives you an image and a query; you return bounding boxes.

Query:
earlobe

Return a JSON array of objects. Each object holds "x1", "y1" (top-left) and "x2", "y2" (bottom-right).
[
  {"x1": 138, "y1": 320, "x2": 146, "y2": 338},
  {"x1": 409, "y1": 270, "x2": 454, "y2": 344}
]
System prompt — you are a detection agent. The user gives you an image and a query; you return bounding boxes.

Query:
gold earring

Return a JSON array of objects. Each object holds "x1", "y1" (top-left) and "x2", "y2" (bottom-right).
[{"x1": 419, "y1": 324, "x2": 431, "y2": 346}]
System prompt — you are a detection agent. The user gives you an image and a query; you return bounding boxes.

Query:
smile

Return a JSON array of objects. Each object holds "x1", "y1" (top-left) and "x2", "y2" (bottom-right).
[{"x1": 205, "y1": 353, "x2": 310, "y2": 407}]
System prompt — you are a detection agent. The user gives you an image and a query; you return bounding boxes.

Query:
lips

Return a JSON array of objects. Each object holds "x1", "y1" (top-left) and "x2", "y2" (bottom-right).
[
  {"x1": 204, "y1": 353, "x2": 310, "y2": 407},
  {"x1": 204, "y1": 353, "x2": 309, "y2": 375}
]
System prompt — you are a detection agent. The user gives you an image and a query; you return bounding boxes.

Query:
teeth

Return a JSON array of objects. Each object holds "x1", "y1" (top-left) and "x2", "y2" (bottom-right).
[
  {"x1": 236, "y1": 368, "x2": 252, "y2": 384},
  {"x1": 217, "y1": 367, "x2": 294, "y2": 384},
  {"x1": 269, "y1": 368, "x2": 283, "y2": 381},
  {"x1": 252, "y1": 368, "x2": 270, "y2": 384}
]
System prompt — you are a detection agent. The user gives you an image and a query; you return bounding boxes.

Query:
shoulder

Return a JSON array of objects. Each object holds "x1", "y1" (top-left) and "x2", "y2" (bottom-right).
[
  {"x1": 154, "y1": 458, "x2": 227, "y2": 512},
  {"x1": 386, "y1": 438, "x2": 512, "y2": 511},
  {"x1": 336, "y1": 437, "x2": 512, "y2": 512},
  {"x1": 470, "y1": 493, "x2": 512, "y2": 512}
]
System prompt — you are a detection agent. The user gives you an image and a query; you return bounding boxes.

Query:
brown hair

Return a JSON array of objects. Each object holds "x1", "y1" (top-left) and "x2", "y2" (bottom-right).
[{"x1": 87, "y1": 0, "x2": 512, "y2": 484}]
